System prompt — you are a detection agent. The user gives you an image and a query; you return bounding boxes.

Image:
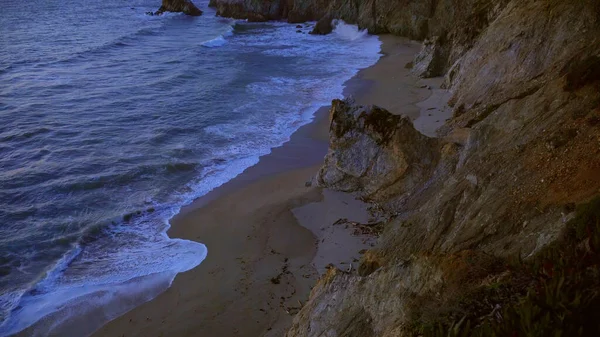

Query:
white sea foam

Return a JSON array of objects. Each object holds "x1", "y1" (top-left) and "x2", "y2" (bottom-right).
[
  {"x1": 0, "y1": 19, "x2": 381, "y2": 337},
  {"x1": 202, "y1": 22, "x2": 234, "y2": 47},
  {"x1": 201, "y1": 21, "x2": 382, "y2": 202},
  {"x1": 332, "y1": 20, "x2": 370, "y2": 40},
  {"x1": 5, "y1": 272, "x2": 177, "y2": 337},
  {"x1": 205, "y1": 19, "x2": 382, "y2": 154},
  {"x1": 202, "y1": 36, "x2": 228, "y2": 47},
  {"x1": 0, "y1": 230, "x2": 207, "y2": 336}
]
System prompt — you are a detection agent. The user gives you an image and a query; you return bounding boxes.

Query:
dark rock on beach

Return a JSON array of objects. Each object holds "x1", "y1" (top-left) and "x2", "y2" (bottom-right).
[
  {"x1": 411, "y1": 36, "x2": 447, "y2": 78},
  {"x1": 316, "y1": 98, "x2": 439, "y2": 201}
]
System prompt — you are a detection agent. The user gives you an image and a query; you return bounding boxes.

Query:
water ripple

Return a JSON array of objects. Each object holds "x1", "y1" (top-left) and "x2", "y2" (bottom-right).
[{"x1": 0, "y1": 1, "x2": 382, "y2": 335}]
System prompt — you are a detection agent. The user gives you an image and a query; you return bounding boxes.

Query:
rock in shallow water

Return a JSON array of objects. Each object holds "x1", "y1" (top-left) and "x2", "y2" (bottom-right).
[
  {"x1": 310, "y1": 16, "x2": 334, "y2": 35},
  {"x1": 155, "y1": 0, "x2": 203, "y2": 16}
]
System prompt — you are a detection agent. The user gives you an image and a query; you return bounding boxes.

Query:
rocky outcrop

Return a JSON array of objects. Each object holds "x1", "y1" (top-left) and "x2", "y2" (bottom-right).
[
  {"x1": 208, "y1": 0, "x2": 289, "y2": 21},
  {"x1": 310, "y1": 16, "x2": 334, "y2": 35},
  {"x1": 286, "y1": 258, "x2": 445, "y2": 337},
  {"x1": 288, "y1": 0, "x2": 330, "y2": 23},
  {"x1": 156, "y1": 0, "x2": 203, "y2": 16},
  {"x1": 411, "y1": 36, "x2": 447, "y2": 78},
  {"x1": 289, "y1": 0, "x2": 600, "y2": 336},
  {"x1": 207, "y1": 0, "x2": 510, "y2": 76},
  {"x1": 207, "y1": 0, "x2": 427, "y2": 36},
  {"x1": 316, "y1": 99, "x2": 439, "y2": 202}
]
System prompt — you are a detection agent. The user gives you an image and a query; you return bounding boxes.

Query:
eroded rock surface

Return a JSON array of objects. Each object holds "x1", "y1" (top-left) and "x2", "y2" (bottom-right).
[
  {"x1": 208, "y1": 0, "x2": 290, "y2": 21},
  {"x1": 411, "y1": 36, "x2": 447, "y2": 78},
  {"x1": 286, "y1": 259, "x2": 444, "y2": 337},
  {"x1": 316, "y1": 99, "x2": 439, "y2": 202}
]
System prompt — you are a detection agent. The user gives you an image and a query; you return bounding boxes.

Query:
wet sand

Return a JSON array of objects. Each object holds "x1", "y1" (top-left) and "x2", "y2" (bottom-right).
[{"x1": 92, "y1": 35, "x2": 451, "y2": 337}]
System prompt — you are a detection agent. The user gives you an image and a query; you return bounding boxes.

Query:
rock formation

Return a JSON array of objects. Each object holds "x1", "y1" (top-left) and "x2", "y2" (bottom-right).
[
  {"x1": 316, "y1": 99, "x2": 439, "y2": 201},
  {"x1": 208, "y1": 0, "x2": 288, "y2": 21},
  {"x1": 309, "y1": 15, "x2": 334, "y2": 35},
  {"x1": 411, "y1": 36, "x2": 447, "y2": 78},
  {"x1": 155, "y1": 0, "x2": 203, "y2": 16},
  {"x1": 207, "y1": 0, "x2": 512, "y2": 75},
  {"x1": 209, "y1": 0, "x2": 600, "y2": 335},
  {"x1": 290, "y1": 0, "x2": 600, "y2": 336}
]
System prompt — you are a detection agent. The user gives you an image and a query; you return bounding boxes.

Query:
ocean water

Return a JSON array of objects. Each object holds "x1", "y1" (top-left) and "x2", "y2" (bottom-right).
[{"x1": 0, "y1": 1, "x2": 381, "y2": 335}]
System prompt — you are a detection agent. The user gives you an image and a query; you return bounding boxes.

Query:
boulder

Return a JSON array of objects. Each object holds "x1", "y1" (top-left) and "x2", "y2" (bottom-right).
[
  {"x1": 155, "y1": 0, "x2": 202, "y2": 16},
  {"x1": 316, "y1": 99, "x2": 439, "y2": 201},
  {"x1": 210, "y1": 0, "x2": 285, "y2": 20},
  {"x1": 310, "y1": 16, "x2": 334, "y2": 35},
  {"x1": 411, "y1": 36, "x2": 447, "y2": 78}
]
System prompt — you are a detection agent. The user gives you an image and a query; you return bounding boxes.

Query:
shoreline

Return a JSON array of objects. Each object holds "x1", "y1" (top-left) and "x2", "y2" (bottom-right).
[{"x1": 91, "y1": 35, "x2": 449, "y2": 337}]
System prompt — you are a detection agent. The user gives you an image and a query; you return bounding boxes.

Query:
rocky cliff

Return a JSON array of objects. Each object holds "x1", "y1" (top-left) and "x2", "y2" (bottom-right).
[
  {"x1": 209, "y1": 0, "x2": 511, "y2": 75},
  {"x1": 289, "y1": 0, "x2": 600, "y2": 335},
  {"x1": 210, "y1": 0, "x2": 600, "y2": 335}
]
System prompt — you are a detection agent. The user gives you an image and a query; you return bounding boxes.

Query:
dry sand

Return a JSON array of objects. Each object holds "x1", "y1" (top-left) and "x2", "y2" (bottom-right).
[{"x1": 92, "y1": 35, "x2": 451, "y2": 337}]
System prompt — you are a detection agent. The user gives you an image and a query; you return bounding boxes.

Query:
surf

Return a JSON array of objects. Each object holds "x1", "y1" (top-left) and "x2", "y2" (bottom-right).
[{"x1": 0, "y1": 5, "x2": 381, "y2": 335}]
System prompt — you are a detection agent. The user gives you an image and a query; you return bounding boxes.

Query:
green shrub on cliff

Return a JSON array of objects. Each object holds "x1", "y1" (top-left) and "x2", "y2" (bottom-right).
[{"x1": 408, "y1": 196, "x2": 600, "y2": 337}]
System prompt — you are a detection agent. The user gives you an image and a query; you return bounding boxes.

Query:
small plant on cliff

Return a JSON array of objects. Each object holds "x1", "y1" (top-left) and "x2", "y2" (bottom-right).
[{"x1": 407, "y1": 196, "x2": 600, "y2": 337}]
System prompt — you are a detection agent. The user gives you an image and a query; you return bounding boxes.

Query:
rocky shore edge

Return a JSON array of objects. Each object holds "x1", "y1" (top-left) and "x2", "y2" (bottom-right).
[{"x1": 207, "y1": 0, "x2": 600, "y2": 336}]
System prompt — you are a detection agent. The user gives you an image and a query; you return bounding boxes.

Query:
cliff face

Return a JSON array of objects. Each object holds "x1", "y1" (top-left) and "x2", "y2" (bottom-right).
[
  {"x1": 287, "y1": 0, "x2": 600, "y2": 335},
  {"x1": 209, "y1": 0, "x2": 600, "y2": 335}
]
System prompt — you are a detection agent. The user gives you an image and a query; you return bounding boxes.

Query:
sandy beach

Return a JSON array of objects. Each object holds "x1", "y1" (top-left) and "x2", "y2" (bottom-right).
[{"x1": 92, "y1": 35, "x2": 451, "y2": 337}]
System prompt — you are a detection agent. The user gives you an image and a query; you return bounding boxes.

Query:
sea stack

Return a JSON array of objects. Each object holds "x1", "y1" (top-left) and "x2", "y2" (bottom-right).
[
  {"x1": 310, "y1": 16, "x2": 334, "y2": 35},
  {"x1": 155, "y1": 0, "x2": 203, "y2": 16}
]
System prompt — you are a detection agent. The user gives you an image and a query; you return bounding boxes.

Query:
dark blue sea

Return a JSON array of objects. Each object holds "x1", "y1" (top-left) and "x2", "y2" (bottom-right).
[{"x1": 0, "y1": 0, "x2": 381, "y2": 335}]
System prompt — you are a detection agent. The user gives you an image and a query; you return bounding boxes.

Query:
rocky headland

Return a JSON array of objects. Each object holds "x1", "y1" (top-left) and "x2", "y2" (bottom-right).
[
  {"x1": 151, "y1": 0, "x2": 203, "y2": 16},
  {"x1": 208, "y1": 0, "x2": 600, "y2": 335}
]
